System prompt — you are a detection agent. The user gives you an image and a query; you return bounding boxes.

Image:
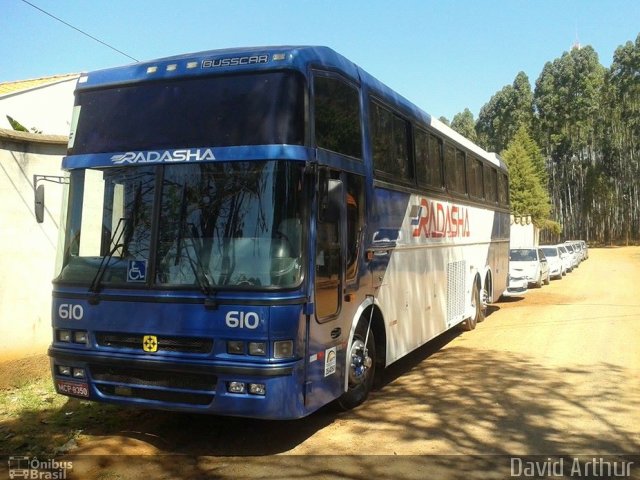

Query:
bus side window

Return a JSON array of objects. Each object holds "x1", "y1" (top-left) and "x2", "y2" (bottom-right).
[
  {"x1": 498, "y1": 172, "x2": 509, "y2": 206},
  {"x1": 314, "y1": 74, "x2": 362, "y2": 159},
  {"x1": 370, "y1": 100, "x2": 412, "y2": 182},
  {"x1": 484, "y1": 164, "x2": 498, "y2": 203},
  {"x1": 467, "y1": 156, "x2": 484, "y2": 199}
]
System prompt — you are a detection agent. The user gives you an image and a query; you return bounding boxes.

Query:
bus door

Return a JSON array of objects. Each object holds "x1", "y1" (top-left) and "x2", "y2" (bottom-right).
[{"x1": 305, "y1": 168, "x2": 345, "y2": 408}]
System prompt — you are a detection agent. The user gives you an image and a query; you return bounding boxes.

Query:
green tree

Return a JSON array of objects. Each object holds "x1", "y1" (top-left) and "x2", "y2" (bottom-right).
[
  {"x1": 511, "y1": 126, "x2": 547, "y2": 185},
  {"x1": 438, "y1": 116, "x2": 450, "y2": 126},
  {"x1": 533, "y1": 45, "x2": 606, "y2": 241},
  {"x1": 450, "y1": 108, "x2": 478, "y2": 142},
  {"x1": 501, "y1": 131, "x2": 552, "y2": 229},
  {"x1": 598, "y1": 33, "x2": 640, "y2": 244},
  {"x1": 476, "y1": 72, "x2": 534, "y2": 152}
]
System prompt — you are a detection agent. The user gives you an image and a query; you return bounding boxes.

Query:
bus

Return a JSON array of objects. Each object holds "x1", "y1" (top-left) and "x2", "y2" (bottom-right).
[{"x1": 42, "y1": 46, "x2": 510, "y2": 419}]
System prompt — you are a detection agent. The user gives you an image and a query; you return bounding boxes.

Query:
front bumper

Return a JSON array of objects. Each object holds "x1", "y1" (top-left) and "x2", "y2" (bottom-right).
[
  {"x1": 503, "y1": 278, "x2": 528, "y2": 297},
  {"x1": 49, "y1": 346, "x2": 306, "y2": 419}
]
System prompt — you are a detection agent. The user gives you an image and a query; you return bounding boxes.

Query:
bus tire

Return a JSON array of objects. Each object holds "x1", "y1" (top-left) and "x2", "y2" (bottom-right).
[
  {"x1": 461, "y1": 282, "x2": 483, "y2": 331},
  {"x1": 336, "y1": 319, "x2": 376, "y2": 411}
]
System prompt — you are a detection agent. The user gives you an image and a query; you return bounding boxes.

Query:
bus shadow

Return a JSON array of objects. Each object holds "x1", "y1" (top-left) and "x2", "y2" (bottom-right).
[{"x1": 3, "y1": 335, "x2": 638, "y2": 477}]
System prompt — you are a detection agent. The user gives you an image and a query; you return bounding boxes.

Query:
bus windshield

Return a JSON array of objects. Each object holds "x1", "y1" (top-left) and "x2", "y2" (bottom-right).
[
  {"x1": 56, "y1": 161, "x2": 305, "y2": 289},
  {"x1": 69, "y1": 71, "x2": 306, "y2": 154}
]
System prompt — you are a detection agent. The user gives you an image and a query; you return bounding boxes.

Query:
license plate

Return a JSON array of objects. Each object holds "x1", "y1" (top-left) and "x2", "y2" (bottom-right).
[{"x1": 56, "y1": 380, "x2": 89, "y2": 398}]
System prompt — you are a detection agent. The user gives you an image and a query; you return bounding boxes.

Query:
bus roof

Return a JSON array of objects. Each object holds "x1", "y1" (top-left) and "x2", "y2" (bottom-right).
[{"x1": 77, "y1": 45, "x2": 504, "y2": 169}]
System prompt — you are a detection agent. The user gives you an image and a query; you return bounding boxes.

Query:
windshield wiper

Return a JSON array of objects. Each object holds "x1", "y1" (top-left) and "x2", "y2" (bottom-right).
[
  {"x1": 88, "y1": 217, "x2": 128, "y2": 296},
  {"x1": 173, "y1": 185, "x2": 216, "y2": 303},
  {"x1": 181, "y1": 234, "x2": 216, "y2": 297}
]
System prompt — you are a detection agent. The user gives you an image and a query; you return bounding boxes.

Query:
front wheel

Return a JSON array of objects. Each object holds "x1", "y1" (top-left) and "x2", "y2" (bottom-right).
[
  {"x1": 336, "y1": 319, "x2": 376, "y2": 411},
  {"x1": 535, "y1": 273, "x2": 543, "y2": 288}
]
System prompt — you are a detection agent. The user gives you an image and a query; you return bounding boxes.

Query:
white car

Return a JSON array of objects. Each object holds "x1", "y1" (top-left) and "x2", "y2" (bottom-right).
[
  {"x1": 502, "y1": 271, "x2": 529, "y2": 297},
  {"x1": 540, "y1": 245, "x2": 565, "y2": 279},
  {"x1": 557, "y1": 245, "x2": 573, "y2": 273},
  {"x1": 580, "y1": 240, "x2": 589, "y2": 259},
  {"x1": 564, "y1": 243, "x2": 580, "y2": 269},
  {"x1": 509, "y1": 248, "x2": 550, "y2": 288}
]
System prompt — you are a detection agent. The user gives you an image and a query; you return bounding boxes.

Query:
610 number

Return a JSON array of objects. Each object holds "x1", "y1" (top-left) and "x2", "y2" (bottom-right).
[
  {"x1": 225, "y1": 311, "x2": 259, "y2": 329},
  {"x1": 58, "y1": 304, "x2": 84, "y2": 320}
]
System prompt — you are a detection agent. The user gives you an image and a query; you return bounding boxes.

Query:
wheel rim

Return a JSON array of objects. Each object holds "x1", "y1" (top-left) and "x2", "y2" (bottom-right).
[{"x1": 348, "y1": 338, "x2": 372, "y2": 386}]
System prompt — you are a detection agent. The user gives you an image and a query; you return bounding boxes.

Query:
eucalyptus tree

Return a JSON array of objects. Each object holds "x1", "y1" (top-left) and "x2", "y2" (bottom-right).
[
  {"x1": 533, "y1": 45, "x2": 606, "y2": 241},
  {"x1": 599, "y1": 33, "x2": 640, "y2": 244},
  {"x1": 476, "y1": 72, "x2": 534, "y2": 153},
  {"x1": 450, "y1": 108, "x2": 478, "y2": 143}
]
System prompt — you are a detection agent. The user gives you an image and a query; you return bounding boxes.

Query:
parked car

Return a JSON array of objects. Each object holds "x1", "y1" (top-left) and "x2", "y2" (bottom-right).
[
  {"x1": 557, "y1": 245, "x2": 573, "y2": 273},
  {"x1": 540, "y1": 245, "x2": 565, "y2": 279},
  {"x1": 571, "y1": 241, "x2": 585, "y2": 262},
  {"x1": 503, "y1": 271, "x2": 529, "y2": 297},
  {"x1": 509, "y1": 248, "x2": 550, "y2": 288},
  {"x1": 564, "y1": 243, "x2": 580, "y2": 269},
  {"x1": 580, "y1": 240, "x2": 589, "y2": 260}
]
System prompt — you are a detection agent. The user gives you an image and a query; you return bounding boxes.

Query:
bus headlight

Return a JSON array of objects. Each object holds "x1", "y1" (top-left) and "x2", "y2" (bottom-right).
[
  {"x1": 248, "y1": 383, "x2": 266, "y2": 395},
  {"x1": 58, "y1": 330, "x2": 72, "y2": 342},
  {"x1": 248, "y1": 342, "x2": 266, "y2": 356},
  {"x1": 227, "y1": 381, "x2": 246, "y2": 394},
  {"x1": 273, "y1": 340, "x2": 293, "y2": 359},
  {"x1": 227, "y1": 341, "x2": 244, "y2": 355},
  {"x1": 57, "y1": 365, "x2": 71, "y2": 376},
  {"x1": 73, "y1": 331, "x2": 88, "y2": 344}
]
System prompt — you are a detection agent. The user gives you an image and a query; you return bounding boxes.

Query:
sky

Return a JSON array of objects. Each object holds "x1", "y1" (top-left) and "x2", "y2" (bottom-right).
[{"x1": 1, "y1": 0, "x2": 639, "y2": 121}]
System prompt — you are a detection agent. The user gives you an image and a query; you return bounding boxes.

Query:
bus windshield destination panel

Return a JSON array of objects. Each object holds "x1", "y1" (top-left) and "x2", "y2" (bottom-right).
[{"x1": 46, "y1": 46, "x2": 509, "y2": 419}]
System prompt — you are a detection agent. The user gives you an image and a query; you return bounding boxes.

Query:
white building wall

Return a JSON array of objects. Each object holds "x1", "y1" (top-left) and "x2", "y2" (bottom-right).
[
  {"x1": 0, "y1": 130, "x2": 67, "y2": 360},
  {"x1": 510, "y1": 215, "x2": 540, "y2": 248},
  {"x1": 0, "y1": 77, "x2": 78, "y2": 135}
]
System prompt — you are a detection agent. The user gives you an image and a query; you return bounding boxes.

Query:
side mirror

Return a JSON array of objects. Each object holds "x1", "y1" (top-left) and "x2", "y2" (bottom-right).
[{"x1": 35, "y1": 184, "x2": 45, "y2": 223}]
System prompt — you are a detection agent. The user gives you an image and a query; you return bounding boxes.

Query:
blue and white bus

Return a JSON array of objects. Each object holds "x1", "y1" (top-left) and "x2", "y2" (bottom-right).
[{"x1": 44, "y1": 46, "x2": 509, "y2": 419}]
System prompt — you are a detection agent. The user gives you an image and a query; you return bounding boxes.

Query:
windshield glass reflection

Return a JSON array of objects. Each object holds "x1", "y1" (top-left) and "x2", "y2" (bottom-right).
[{"x1": 156, "y1": 161, "x2": 304, "y2": 288}]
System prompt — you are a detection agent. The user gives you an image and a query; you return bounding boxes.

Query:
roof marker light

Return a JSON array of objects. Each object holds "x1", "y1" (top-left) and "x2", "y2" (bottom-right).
[
  {"x1": 186, "y1": 61, "x2": 198, "y2": 69},
  {"x1": 166, "y1": 64, "x2": 177, "y2": 72},
  {"x1": 272, "y1": 53, "x2": 286, "y2": 61},
  {"x1": 146, "y1": 66, "x2": 158, "y2": 74},
  {"x1": 78, "y1": 76, "x2": 88, "y2": 84}
]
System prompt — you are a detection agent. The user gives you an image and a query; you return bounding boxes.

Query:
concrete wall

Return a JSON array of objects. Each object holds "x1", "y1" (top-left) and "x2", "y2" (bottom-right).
[
  {"x1": 0, "y1": 77, "x2": 78, "y2": 135},
  {"x1": 0, "y1": 129, "x2": 67, "y2": 360}
]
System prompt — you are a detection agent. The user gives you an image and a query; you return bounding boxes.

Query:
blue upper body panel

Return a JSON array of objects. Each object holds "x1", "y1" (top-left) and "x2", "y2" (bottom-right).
[
  {"x1": 65, "y1": 46, "x2": 440, "y2": 170},
  {"x1": 77, "y1": 46, "x2": 361, "y2": 91}
]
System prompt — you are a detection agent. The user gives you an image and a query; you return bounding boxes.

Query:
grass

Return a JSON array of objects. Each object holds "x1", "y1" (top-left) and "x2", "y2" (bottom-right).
[{"x1": 0, "y1": 376, "x2": 127, "y2": 456}]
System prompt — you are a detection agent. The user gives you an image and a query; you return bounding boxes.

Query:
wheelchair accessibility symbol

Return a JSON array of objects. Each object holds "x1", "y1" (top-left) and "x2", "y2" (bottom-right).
[{"x1": 127, "y1": 260, "x2": 147, "y2": 282}]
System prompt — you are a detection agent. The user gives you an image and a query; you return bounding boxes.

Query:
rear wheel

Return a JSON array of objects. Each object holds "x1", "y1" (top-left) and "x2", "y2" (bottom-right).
[
  {"x1": 460, "y1": 282, "x2": 483, "y2": 331},
  {"x1": 336, "y1": 319, "x2": 376, "y2": 410}
]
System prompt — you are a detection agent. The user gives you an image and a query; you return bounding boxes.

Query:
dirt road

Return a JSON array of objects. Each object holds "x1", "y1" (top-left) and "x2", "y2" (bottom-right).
[{"x1": 1, "y1": 247, "x2": 639, "y2": 479}]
